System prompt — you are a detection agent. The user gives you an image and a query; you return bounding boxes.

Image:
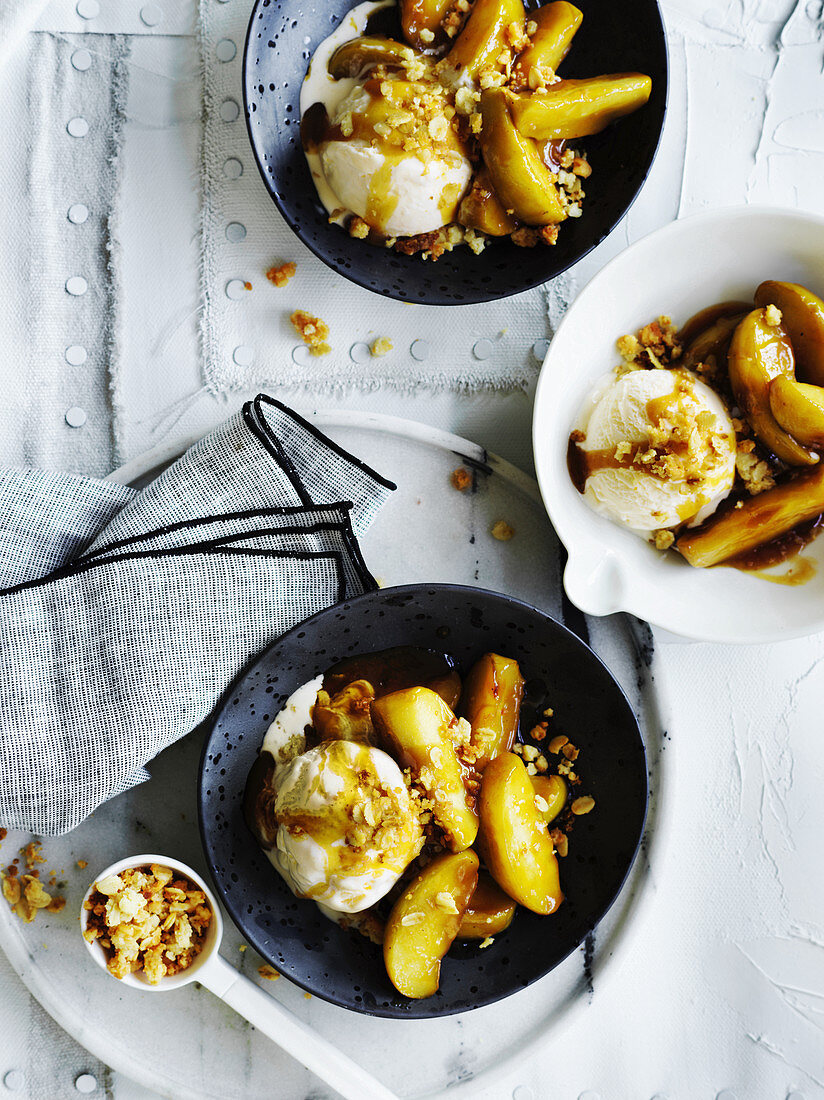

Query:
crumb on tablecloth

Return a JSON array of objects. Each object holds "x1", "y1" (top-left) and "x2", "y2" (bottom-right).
[
  {"x1": 450, "y1": 466, "x2": 472, "y2": 492},
  {"x1": 490, "y1": 520, "x2": 514, "y2": 541},
  {"x1": 266, "y1": 262, "x2": 296, "y2": 287},
  {"x1": 290, "y1": 310, "x2": 331, "y2": 356},
  {"x1": 370, "y1": 337, "x2": 393, "y2": 357}
]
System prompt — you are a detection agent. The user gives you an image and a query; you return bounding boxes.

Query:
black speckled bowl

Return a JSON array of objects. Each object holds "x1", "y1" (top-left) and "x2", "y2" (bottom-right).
[
  {"x1": 242, "y1": 0, "x2": 668, "y2": 305},
  {"x1": 198, "y1": 584, "x2": 647, "y2": 1018}
]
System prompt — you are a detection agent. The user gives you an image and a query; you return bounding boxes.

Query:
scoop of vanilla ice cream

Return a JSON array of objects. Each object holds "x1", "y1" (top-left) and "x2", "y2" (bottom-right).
[
  {"x1": 267, "y1": 739, "x2": 423, "y2": 914},
  {"x1": 319, "y1": 85, "x2": 472, "y2": 237},
  {"x1": 582, "y1": 368, "x2": 737, "y2": 532}
]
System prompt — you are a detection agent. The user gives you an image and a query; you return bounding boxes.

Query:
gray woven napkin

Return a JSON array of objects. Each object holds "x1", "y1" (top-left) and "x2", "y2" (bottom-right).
[{"x1": 0, "y1": 397, "x2": 395, "y2": 835}]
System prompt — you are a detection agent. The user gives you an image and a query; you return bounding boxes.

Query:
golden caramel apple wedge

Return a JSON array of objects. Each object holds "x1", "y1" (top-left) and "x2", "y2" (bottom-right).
[
  {"x1": 728, "y1": 308, "x2": 818, "y2": 467},
  {"x1": 427, "y1": 669, "x2": 463, "y2": 710},
  {"x1": 480, "y1": 89, "x2": 566, "y2": 225},
  {"x1": 507, "y1": 74, "x2": 652, "y2": 140},
  {"x1": 677, "y1": 300, "x2": 753, "y2": 349},
  {"x1": 769, "y1": 376, "x2": 824, "y2": 449},
  {"x1": 327, "y1": 36, "x2": 419, "y2": 79},
  {"x1": 676, "y1": 463, "x2": 824, "y2": 568},
  {"x1": 371, "y1": 687, "x2": 479, "y2": 852},
  {"x1": 531, "y1": 774, "x2": 567, "y2": 824},
  {"x1": 511, "y1": 2, "x2": 583, "y2": 90},
  {"x1": 323, "y1": 645, "x2": 457, "y2": 700},
  {"x1": 312, "y1": 679, "x2": 376, "y2": 744},
  {"x1": 681, "y1": 311, "x2": 748, "y2": 371},
  {"x1": 479, "y1": 752, "x2": 563, "y2": 915},
  {"x1": 457, "y1": 872, "x2": 516, "y2": 938},
  {"x1": 459, "y1": 168, "x2": 519, "y2": 236},
  {"x1": 755, "y1": 281, "x2": 824, "y2": 387},
  {"x1": 384, "y1": 850, "x2": 479, "y2": 998},
  {"x1": 400, "y1": 0, "x2": 453, "y2": 48},
  {"x1": 439, "y1": 0, "x2": 526, "y2": 87},
  {"x1": 460, "y1": 653, "x2": 524, "y2": 770}
]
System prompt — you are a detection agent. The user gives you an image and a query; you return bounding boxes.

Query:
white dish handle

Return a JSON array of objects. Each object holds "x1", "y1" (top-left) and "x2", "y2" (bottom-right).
[
  {"x1": 562, "y1": 545, "x2": 624, "y2": 617},
  {"x1": 197, "y1": 953, "x2": 398, "y2": 1100}
]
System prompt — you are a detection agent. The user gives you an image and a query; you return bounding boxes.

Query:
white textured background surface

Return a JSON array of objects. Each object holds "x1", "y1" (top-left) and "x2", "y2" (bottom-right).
[{"x1": 1, "y1": 0, "x2": 823, "y2": 1097}]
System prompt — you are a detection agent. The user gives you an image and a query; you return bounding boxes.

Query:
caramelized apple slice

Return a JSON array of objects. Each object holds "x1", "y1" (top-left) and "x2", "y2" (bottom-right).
[
  {"x1": 681, "y1": 311, "x2": 748, "y2": 371},
  {"x1": 511, "y1": 2, "x2": 583, "y2": 89},
  {"x1": 371, "y1": 687, "x2": 479, "y2": 852},
  {"x1": 384, "y1": 850, "x2": 479, "y2": 998},
  {"x1": 507, "y1": 74, "x2": 652, "y2": 140},
  {"x1": 243, "y1": 751, "x2": 278, "y2": 850},
  {"x1": 769, "y1": 377, "x2": 824, "y2": 449},
  {"x1": 460, "y1": 653, "x2": 524, "y2": 770},
  {"x1": 676, "y1": 463, "x2": 824, "y2": 568},
  {"x1": 480, "y1": 88, "x2": 566, "y2": 226},
  {"x1": 427, "y1": 670, "x2": 463, "y2": 710},
  {"x1": 479, "y1": 751, "x2": 563, "y2": 915},
  {"x1": 458, "y1": 168, "x2": 519, "y2": 236},
  {"x1": 677, "y1": 300, "x2": 753, "y2": 349},
  {"x1": 323, "y1": 646, "x2": 458, "y2": 700},
  {"x1": 400, "y1": 0, "x2": 453, "y2": 48},
  {"x1": 327, "y1": 36, "x2": 419, "y2": 79},
  {"x1": 531, "y1": 774, "x2": 567, "y2": 824},
  {"x1": 457, "y1": 872, "x2": 516, "y2": 938},
  {"x1": 312, "y1": 679, "x2": 376, "y2": 744},
  {"x1": 728, "y1": 308, "x2": 818, "y2": 466},
  {"x1": 439, "y1": 0, "x2": 526, "y2": 86},
  {"x1": 755, "y1": 281, "x2": 824, "y2": 387}
]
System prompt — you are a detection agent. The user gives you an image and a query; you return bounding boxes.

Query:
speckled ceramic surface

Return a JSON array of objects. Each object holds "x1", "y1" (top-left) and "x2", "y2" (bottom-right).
[
  {"x1": 241, "y1": 0, "x2": 668, "y2": 304},
  {"x1": 0, "y1": 415, "x2": 667, "y2": 1099},
  {"x1": 200, "y1": 584, "x2": 647, "y2": 1018}
]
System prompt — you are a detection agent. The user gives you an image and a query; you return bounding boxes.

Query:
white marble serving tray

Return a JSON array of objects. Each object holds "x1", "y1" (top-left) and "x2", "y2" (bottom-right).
[{"x1": 0, "y1": 413, "x2": 669, "y2": 1100}]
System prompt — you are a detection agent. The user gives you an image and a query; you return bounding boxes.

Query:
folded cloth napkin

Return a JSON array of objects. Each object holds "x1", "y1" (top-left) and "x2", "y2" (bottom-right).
[{"x1": 0, "y1": 397, "x2": 395, "y2": 836}]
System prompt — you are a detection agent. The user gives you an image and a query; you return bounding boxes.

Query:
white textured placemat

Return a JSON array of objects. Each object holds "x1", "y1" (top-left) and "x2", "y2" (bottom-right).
[{"x1": 0, "y1": 25, "x2": 130, "y2": 477}]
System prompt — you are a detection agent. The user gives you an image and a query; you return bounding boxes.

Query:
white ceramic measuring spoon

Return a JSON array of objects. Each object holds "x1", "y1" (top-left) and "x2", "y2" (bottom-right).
[{"x1": 80, "y1": 853, "x2": 398, "y2": 1100}]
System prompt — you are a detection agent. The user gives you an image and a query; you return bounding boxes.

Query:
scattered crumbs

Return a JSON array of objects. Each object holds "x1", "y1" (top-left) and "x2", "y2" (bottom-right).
[
  {"x1": 304, "y1": 992, "x2": 312, "y2": 999},
  {"x1": 290, "y1": 309, "x2": 331, "y2": 355},
  {"x1": 543, "y1": 707, "x2": 554, "y2": 718},
  {"x1": 258, "y1": 964, "x2": 279, "y2": 980},
  {"x1": 548, "y1": 735, "x2": 568, "y2": 754},
  {"x1": 2, "y1": 868, "x2": 65, "y2": 923},
  {"x1": 530, "y1": 721, "x2": 548, "y2": 742},
  {"x1": 77, "y1": 860, "x2": 88, "y2": 870},
  {"x1": 653, "y1": 529, "x2": 675, "y2": 551},
  {"x1": 238, "y1": 944, "x2": 247, "y2": 953},
  {"x1": 22, "y1": 841, "x2": 46, "y2": 870},
  {"x1": 491, "y1": 520, "x2": 514, "y2": 541},
  {"x1": 266, "y1": 261, "x2": 297, "y2": 287},
  {"x1": 550, "y1": 828, "x2": 569, "y2": 858},
  {"x1": 450, "y1": 466, "x2": 472, "y2": 492},
  {"x1": 370, "y1": 336, "x2": 393, "y2": 357},
  {"x1": 479, "y1": 936, "x2": 495, "y2": 949},
  {"x1": 244, "y1": 281, "x2": 253, "y2": 291},
  {"x1": 764, "y1": 303, "x2": 782, "y2": 327},
  {"x1": 571, "y1": 795, "x2": 595, "y2": 815}
]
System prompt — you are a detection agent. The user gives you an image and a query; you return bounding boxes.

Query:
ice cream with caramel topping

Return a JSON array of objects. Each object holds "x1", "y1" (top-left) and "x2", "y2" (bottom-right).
[
  {"x1": 570, "y1": 367, "x2": 737, "y2": 534},
  {"x1": 317, "y1": 79, "x2": 472, "y2": 238},
  {"x1": 264, "y1": 731, "x2": 423, "y2": 914}
]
